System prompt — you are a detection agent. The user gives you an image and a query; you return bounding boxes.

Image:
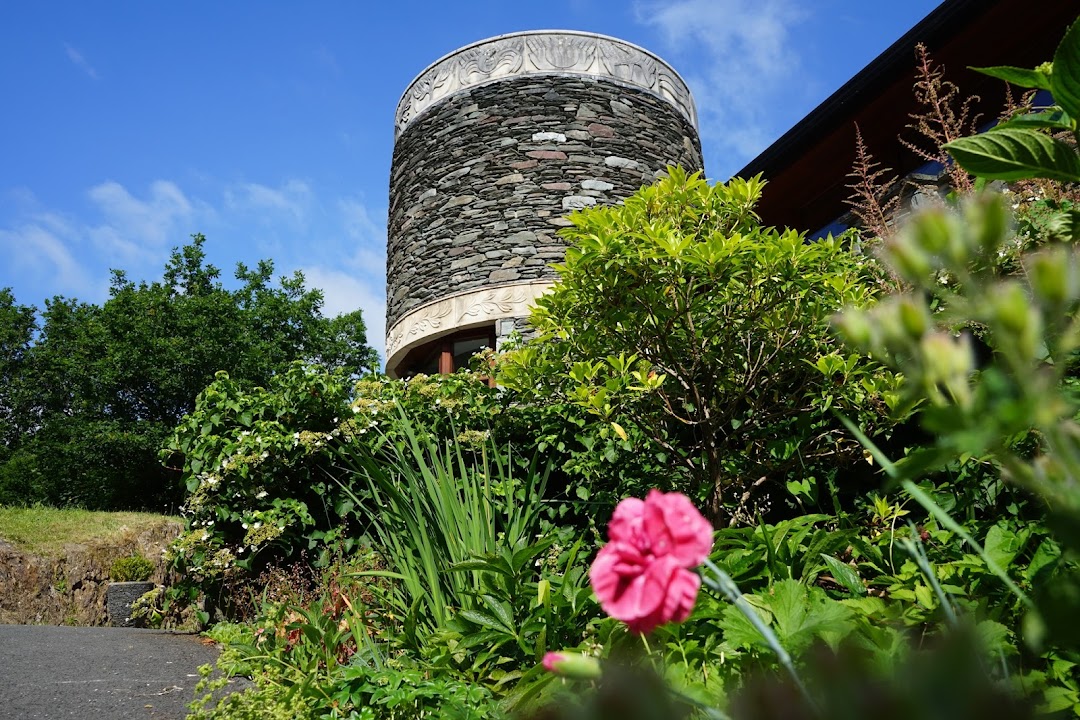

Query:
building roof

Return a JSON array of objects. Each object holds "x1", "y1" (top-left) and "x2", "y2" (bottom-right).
[{"x1": 737, "y1": 0, "x2": 1078, "y2": 233}]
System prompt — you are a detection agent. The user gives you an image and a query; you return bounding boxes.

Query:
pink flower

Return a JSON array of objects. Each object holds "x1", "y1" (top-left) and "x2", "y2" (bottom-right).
[{"x1": 589, "y1": 489, "x2": 713, "y2": 634}]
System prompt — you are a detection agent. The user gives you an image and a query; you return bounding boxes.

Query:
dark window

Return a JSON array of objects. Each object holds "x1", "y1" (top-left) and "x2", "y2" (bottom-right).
[{"x1": 397, "y1": 325, "x2": 496, "y2": 378}]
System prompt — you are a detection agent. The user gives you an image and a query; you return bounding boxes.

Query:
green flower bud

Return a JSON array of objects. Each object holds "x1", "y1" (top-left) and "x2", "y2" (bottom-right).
[
  {"x1": 542, "y1": 651, "x2": 602, "y2": 680},
  {"x1": 963, "y1": 194, "x2": 1010, "y2": 256},
  {"x1": 909, "y1": 210, "x2": 952, "y2": 256},
  {"x1": 877, "y1": 302, "x2": 914, "y2": 357},
  {"x1": 883, "y1": 236, "x2": 932, "y2": 284},
  {"x1": 919, "y1": 332, "x2": 974, "y2": 409},
  {"x1": 992, "y1": 281, "x2": 1042, "y2": 362},
  {"x1": 993, "y1": 281, "x2": 1035, "y2": 335},
  {"x1": 1029, "y1": 247, "x2": 1072, "y2": 308},
  {"x1": 834, "y1": 310, "x2": 874, "y2": 351},
  {"x1": 898, "y1": 296, "x2": 931, "y2": 340}
]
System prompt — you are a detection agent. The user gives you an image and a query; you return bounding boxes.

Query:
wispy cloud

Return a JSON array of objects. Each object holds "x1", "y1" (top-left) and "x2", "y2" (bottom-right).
[
  {"x1": 339, "y1": 197, "x2": 381, "y2": 243},
  {"x1": 1, "y1": 180, "x2": 204, "y2": 304},
  {"x1": 64, "y1": 43, "x2": 99, "y2": 80},
  {"x1": 1, "y1": 178, "x2": 388, "y2": 363},
  {"x1": 87, "y1": 180, "x2": 196, "y2": 263},
  {"x1": 300, "y1": 265, "x2": 387, "y2": 363},
  {"x1": 327, "y1": 195, "x2": 387, "y2": 361},
  {"x1": 0, "y1": 215, "x2": 92, "y2": 299},
  {"x1": 634, "y1": 0, "x2": 807, "y2": 176},
  {"x1": 224, "y1": 180, "x2": 312, "y2": 224}
]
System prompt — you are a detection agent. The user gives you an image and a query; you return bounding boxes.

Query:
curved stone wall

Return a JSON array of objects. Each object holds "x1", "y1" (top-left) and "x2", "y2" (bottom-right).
[{"x1": 385, "y1": 31, "x2": 703, "y2": 374}]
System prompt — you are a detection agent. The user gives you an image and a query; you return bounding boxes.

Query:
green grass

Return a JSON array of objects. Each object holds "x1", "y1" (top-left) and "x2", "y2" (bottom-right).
[{"x1": 0, "y1": 505, "x2": 180, "y2": 556}]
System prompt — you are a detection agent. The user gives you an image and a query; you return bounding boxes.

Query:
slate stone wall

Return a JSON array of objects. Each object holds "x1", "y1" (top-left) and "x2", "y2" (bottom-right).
[{"x1": 386, "y1": 74, "x2": 704, "y2": 330}]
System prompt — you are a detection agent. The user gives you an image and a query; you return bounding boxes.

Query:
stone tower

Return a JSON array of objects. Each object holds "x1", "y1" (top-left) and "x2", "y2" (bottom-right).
[{"x1": 385, "y1": 30, "x2": 703, "y2": 377}]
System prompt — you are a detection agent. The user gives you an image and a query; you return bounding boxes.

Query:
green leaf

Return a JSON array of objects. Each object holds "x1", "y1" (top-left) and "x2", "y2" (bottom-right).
[
  {"x1": 768, "y1": 579, "x2": 854, "y2": 652},
  {"x1": 975, "y1": 620, "x2": 1013, "y2": 656},
  {"x1": 914, "y1": 583, "x2": 935, "y2": 609},
  {"x1": 1051, "y1": 18, "x2": 1080, "y2": 122},
  {"x1": 718, "y1": 598, "x2": 773, "y2": 650},
  {"x1": 974, "y1": 65, "x2": 1052, "y2": 91},
  {"x1": 1040, "y1": 685, "x2": 1079, "y2": 714},
  {"x1": 510, "y1": 538, "x2": 555, "y2": 575},
  {"x1": 448, "y1": 558, "x2": 513, "y2": 577},
  {"x1": 457, "y1": 609, "x2": 508, "y2": 633},
  {"x1": 1025, "y1": 538, "x2": 1061, "y2": 584},
  {"x1": 943, "y1": 128, "x2": 1080, "y2": 182},
  {"x1": 983, "y1": 524, "x2": 1022, "y2": 570},
  {"x1": 993, "y1": 110, "x2": 1073, "y2": 131},
  {"x1": 820, "y1": 554, "x2": 866, "y2": 596},
  {"x1": 481, "y1": 594, "x2": 517, "y2": 635}
]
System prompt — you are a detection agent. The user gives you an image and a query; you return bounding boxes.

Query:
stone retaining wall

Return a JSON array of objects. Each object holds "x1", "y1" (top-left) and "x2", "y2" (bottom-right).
[{"x1": 0, "y1": 521, "x2": 180, "y2": 626}]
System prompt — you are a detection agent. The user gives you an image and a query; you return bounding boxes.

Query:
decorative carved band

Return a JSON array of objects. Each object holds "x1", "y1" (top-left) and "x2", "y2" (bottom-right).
[
  {"x1": 395, "y1": 31, "x2": 698, "y2": 136},
  {"x1": 385, "y1": 281, "x2": 553, "y2": 374}
]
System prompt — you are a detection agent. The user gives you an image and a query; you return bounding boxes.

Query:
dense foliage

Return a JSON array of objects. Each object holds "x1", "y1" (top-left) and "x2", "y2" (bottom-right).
[
  {"x1": 497, "y1": 169, "x2": 898, "y2": 523},
  {"x1": 35, "y1": 13, "x2": 1079, "y2": 720},
  {"x1": 0, "y1": 235, "x2": 377, "y2": 510}
]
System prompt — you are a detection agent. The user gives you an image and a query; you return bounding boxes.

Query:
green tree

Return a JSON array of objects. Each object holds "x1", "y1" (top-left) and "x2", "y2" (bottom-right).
[
  {"x1": 0, "y1": 289, "x2": 37, "y2": 454},
  {"x1": 0, "y1": 234, "x2": 378, "y2": 510},
  {"x1": 498, "y1": 169, "x2": 896, "y2": 523}
]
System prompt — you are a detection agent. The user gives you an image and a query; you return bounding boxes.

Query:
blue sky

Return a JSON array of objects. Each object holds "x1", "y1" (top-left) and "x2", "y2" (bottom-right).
[{"x1": 0, "y1": 0, "x2": 942, "y2": 361}]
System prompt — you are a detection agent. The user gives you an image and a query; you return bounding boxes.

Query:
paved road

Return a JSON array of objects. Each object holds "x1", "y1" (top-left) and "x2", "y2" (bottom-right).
[{"x1": 0, "y1": 625, "x2": 245, "y2": 719}]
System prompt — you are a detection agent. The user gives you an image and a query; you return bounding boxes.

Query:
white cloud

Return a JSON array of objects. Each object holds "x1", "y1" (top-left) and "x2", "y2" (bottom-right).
[
  {"x1": 338, "y1": 196, "x2": 387, "y2": 277},
  {"x1": 634, "y1": 0, "x2": 807, "y2": 175},
  {"x1": 1, "y1": 177, "x2": 391, "y2": 366},
  {"x1": 339, "y1": 197, "x2": 381, "y2": 243},
  {"x1": 87, "y1": 180, "x2": 195, "y2": 263},
  {"x1": 64, "y1": 43, "x2": 99, "y2": 80},
  {"x1": 300, "y1": 265, "x2": 387, "y2": 362},
  {"x1": 224, "y1": 180, "x2": 312, "y2": 223},
  {"x1": 0, "y1": 215, "x2": 93, "y2": 299},
  {"x1": 1, "y1": 180, "x2": 206, "y2": 304}
]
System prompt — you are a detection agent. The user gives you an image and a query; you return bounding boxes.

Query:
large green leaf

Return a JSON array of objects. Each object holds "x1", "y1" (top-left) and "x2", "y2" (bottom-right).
[
  {"x1": 975, "y1": 64, "x2": 1053, "y2": 91},
  {"x1": 983, "y1": 523, "x2": 1023, "y2": 571},
  {"x1": 943, "y1": 127, "x2": 1080, "y2": 182},
  {"x1": 1052, "y1": 18, "x2": 1080, "y2": 122},
  {"x1": 994, "y1": 110, "x2": 1073, "y2": 132},
  {"x1": 458, "y1": 608, "x2": 513, "y2": 635},
  {"x1": 768, "y1": 579, "x2": 854, "y2": 652},
  {"x1": 820, "y1": 554, "x2": 867, "y2": 596},
  {"x1": 718, "y1": 598, "x2": 773, "y2": 651}
]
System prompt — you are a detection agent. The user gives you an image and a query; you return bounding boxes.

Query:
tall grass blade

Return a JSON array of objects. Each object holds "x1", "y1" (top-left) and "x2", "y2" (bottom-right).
[{"x1": 837, "y1": 413, "x2": 1033, "y2": 608}]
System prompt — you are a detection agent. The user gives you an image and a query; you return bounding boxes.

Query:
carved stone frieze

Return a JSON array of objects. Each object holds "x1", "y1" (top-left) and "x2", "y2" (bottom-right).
[
  {"x1": 395, "y1": 31, "x2": 697, "y2": 136},
  {"x1": 385, "y1": 281, "x2": 553, "y2": 375}
]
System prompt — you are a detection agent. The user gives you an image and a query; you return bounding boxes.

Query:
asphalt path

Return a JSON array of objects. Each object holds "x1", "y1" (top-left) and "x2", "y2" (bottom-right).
[{"x1": 0, "y1": 625, "x2": 245, "y2": 719}]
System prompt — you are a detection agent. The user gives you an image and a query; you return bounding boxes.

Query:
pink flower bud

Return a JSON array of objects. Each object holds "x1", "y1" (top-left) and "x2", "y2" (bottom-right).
[{"x1": 541, "y1": 651, "x2": 601, "y2": 680}]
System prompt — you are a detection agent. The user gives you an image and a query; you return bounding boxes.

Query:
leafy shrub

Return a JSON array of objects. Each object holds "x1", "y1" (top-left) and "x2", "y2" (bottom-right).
[
  {"x1": 109, "y1": 553, "x2": 155, "y2": 582},
  {"x1": 498, "y1": 168, "x2": 897, "y2": 523},
  {"x1": 163, "y1": 362, "x2": 355, "y2": 584}
]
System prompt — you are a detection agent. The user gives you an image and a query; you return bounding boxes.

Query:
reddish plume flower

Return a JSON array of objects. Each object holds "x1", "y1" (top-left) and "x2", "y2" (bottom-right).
[{"x1": 589, "y1": 489, "x2": 713, "y2": 634}]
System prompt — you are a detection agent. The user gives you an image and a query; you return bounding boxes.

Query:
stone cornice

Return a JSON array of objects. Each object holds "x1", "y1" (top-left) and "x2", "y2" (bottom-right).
[
  {"x1": 395, "y1": 30, "x2": 698, "y2": 137},
  {"x1": 385, "y1": 280, "x2": 552, "y2": 376}
]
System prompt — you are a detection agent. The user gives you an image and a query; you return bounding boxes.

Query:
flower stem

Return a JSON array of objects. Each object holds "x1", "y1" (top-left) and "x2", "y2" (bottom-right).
[{"x1": 701, "y1": 558, "x2": 816, "y2": 711}]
